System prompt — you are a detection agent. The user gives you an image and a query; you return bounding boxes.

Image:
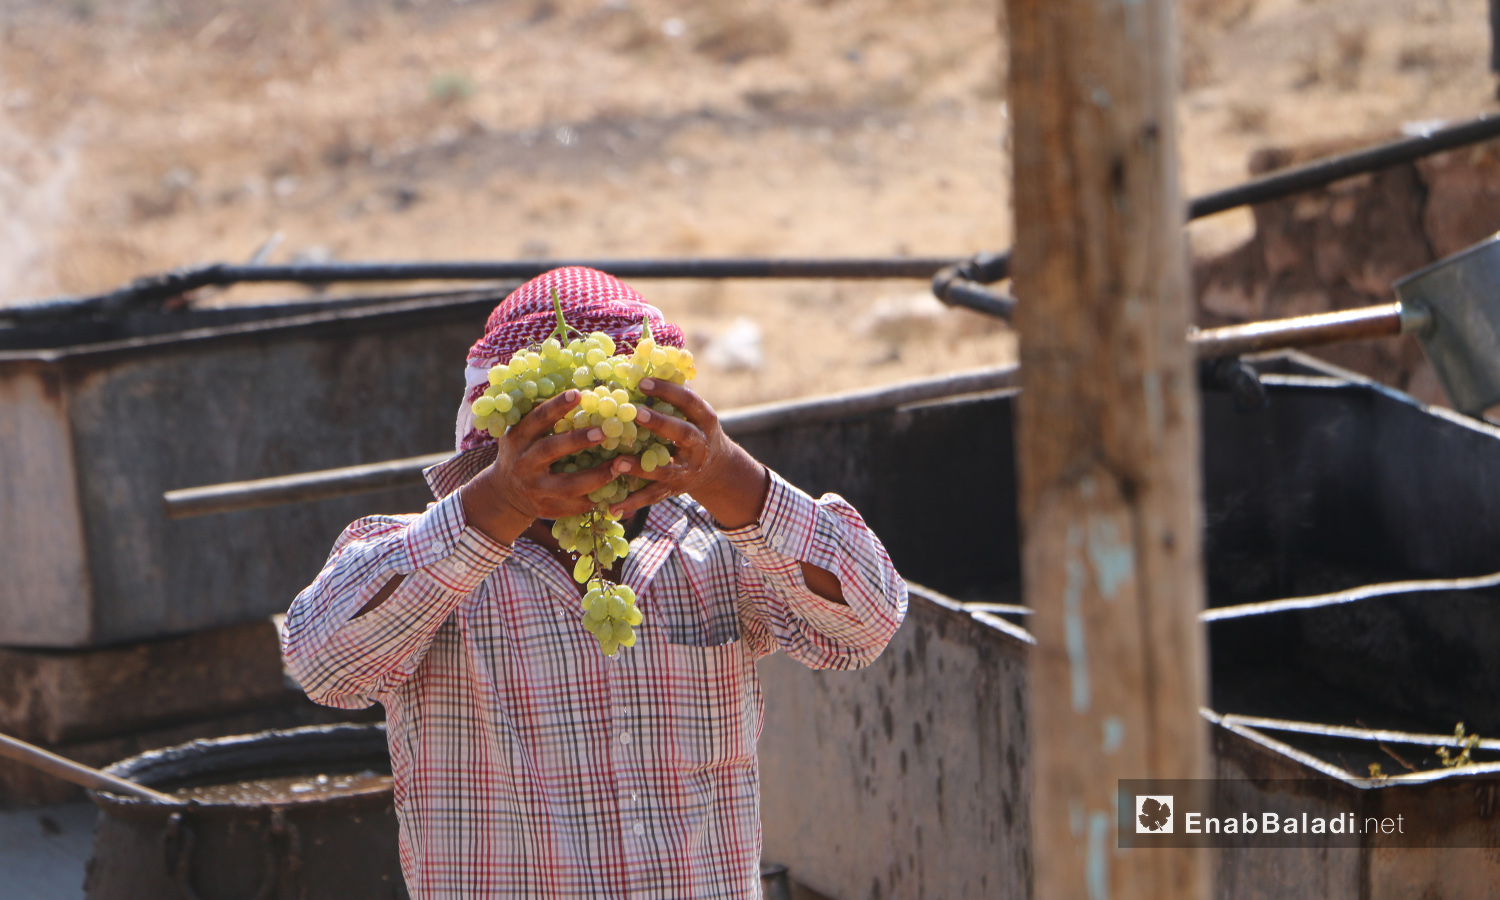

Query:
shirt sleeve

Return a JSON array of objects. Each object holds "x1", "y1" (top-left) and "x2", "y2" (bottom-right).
[
  {"x1": 281, "y1": 490, "x2": 511, "y2": 709},
  {"x1": 721, "y1": 469, "x2": 908, "y2": 670}
]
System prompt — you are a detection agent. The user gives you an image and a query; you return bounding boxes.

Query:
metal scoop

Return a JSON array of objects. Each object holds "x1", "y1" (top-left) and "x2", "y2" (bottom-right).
[
  {"x1": 1193, "y1": 230, "x2": 1500, "y2": 418},
  {"x1": 1390, "y1": 232, "x2": 1500, "y2": 416}
]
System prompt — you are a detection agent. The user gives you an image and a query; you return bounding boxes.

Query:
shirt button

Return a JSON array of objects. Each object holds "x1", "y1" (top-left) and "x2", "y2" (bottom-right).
[
  {"x1": 452, "y1": 560, "x2": 468, "y2": 574},
  {"x1": 632, "y1": 822, "x2": 645, "y2": 836},
  {"x1": 621, "y1": 731, "x2": 632, "y2": 745},
  {"x1": 770, "y1": 533, "x2": 784, "y2": 549},
  {"x1": 428, "y1": 541, "x2": 443, "y2": 555}
]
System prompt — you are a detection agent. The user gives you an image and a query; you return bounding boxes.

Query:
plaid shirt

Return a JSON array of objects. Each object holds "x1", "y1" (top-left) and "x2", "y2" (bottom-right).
[{"x1": 282, "y1": 449, "x2": 907, "y2": 899}]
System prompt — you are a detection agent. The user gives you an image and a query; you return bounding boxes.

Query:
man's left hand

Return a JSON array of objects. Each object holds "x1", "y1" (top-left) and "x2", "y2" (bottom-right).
[
  {"x1": 608, "y1": 378, "x2": 768, "y2": 529},
  {"x1": 610, "y1": 377, "x2": 847, "y2": 605}
]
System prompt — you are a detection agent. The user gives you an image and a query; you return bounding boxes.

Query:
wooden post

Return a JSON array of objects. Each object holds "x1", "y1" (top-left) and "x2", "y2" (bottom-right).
[{"x1": 1003, "y1": 0, "x2": 1209, "y2": 896}]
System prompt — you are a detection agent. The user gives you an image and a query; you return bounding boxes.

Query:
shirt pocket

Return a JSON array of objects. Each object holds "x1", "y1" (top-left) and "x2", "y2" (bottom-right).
[{"x1": 646, "y1": 639, "x2": 757, "y2": 774}]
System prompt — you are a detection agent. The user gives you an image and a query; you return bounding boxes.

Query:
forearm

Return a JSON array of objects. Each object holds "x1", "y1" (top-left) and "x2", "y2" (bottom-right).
[
  {"x1": 732, "y1": 472, "x2": 906, "y2": 666},
  {"x1": 283, "y1": 493, "x2": 509, "y2": 706},
  {"x1": 689, "y1": 443, "x2": 845, "y2": 603}
]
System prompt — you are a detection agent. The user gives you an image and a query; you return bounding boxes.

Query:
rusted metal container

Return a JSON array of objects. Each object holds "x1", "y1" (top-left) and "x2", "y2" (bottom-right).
[
  {"x1": 0, "y1": 289, "x2": 506, "y2": 647},
  {"x1": 746, "y1": 352, "x2": 1500, "y2": 900},
  {"x1": 86, "y1": 722, "x2": 403, "y2": 900}
]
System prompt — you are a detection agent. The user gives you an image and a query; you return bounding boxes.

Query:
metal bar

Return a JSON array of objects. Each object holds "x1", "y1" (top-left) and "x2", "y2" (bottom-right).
[
  {"x1": 1200, "y1": 566, "x2": 1500, "y2": 622},
  {"x1": 1189, "y1": 303, "x2": 1404, "y2": 359},
  {"x1": 930, "y1": 269, "x2": 1018, "y2": 320},
  {"x1": 1216, "y1": 714, "x2": 1500, "y2": 752},
  {"x1": 0, "y1": 731, "x2": 183, "y2": 804},
  {"x1": 952, "y1": 112, "x2": 1500, "y2": 288},
  {"x1": 162, "y1": 453, "x2": 453, "y2": 519},
  {"x1": 4, "y1": 257, "x2": 962, "y2": 325},
  {"x1": 1188, "y1": 113, "x2": 1500, "y2": 219},
  {"x1": 163, "y1": 365, "x2": 1021, "y2": 518}
]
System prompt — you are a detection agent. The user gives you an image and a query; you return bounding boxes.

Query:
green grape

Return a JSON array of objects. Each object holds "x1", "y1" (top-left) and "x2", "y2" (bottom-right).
[
  {"x1": 573, "y1": 555, "x2": 594, "y2": 582},
  {"x1": 470, "y1": 289, "x2": 707, "y2": 655}
]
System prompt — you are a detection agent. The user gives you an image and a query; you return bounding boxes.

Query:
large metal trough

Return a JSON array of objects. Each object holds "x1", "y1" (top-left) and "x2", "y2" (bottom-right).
[
  {"x1": 747, "y1": 352, "x2": 1500, "y2": 900},
  {"x1": 0, "y1": 288, "x2": 510, "y2": 647}
]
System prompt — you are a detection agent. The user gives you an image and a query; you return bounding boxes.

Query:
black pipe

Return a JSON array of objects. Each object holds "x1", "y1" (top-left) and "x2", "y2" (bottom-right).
[
  {"x1": 2, "y1": 257, "x2": 962, "y2": 325},
  {"x1": 1187, "y1": 113, "x2": 1500, "y2": 219},
  {"x1": 951, "y1": 112, "x2": 1500, "y2": 287}
]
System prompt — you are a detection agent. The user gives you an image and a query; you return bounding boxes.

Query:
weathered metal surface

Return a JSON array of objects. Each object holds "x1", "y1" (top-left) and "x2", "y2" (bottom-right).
[
  {"x1": 1211, "y1": 716, "x2": 1500, "y2": 900},
  {"x1": 736, "y1": 384, "x2": 1021, "y2": 604},
  {"x1": 740, "y1": 381, "x2": 1029, "y2": 900},
  {"x1": 87, "y1": 723, "x2": 404, "y2": 900},
  {"x1": 758, "y1": 587, "x2": 1032, "y2": 900},
  {"x1": 161, "y1": 365, "x2": 1020, "y2": 520},
  {"x1": 0, "y1": 620, "x2": 286, "y2": 745},
  {"x1": 1396, "y1": 231, "x2": 1500, "y2": 415},
  {"x1": 0, "y1": 289, "x2": 506, "y2": 647},
  {"x1": 744, "y1": 352, "x2": 1500, "y2": 899}
]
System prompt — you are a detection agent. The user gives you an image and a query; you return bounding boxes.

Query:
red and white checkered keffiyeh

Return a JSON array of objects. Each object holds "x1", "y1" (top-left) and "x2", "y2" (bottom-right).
[{"x1": 455, "y1": 267, "x2": 686, "y2": 452}]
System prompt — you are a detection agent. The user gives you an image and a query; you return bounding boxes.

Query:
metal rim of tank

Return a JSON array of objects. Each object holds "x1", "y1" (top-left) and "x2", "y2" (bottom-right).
[{"x1": 90, "y1": 722, "x2": 392, "y2": 822}]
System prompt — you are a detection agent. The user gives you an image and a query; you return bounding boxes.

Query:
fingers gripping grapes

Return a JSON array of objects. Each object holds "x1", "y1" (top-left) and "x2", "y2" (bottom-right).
[
  {"x1": 472, "y1": 393, "x2": 617, "y2": 522},
  {"x1": 604, "y1": 378, "x2": 733, "y2": 517},
  {"x1": 462, "y1": 290, "x2": 699, "y2": 656}
]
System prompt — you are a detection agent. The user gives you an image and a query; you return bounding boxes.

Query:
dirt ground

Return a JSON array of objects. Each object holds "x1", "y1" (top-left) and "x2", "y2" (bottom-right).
[{"x1": 1, "y1": 0, "x2": 1496, "y2": 409}]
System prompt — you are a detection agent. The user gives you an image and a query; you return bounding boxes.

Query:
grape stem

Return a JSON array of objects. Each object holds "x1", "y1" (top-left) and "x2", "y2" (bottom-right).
[{"x1": 548, "y1": 287, "x2": 584, "y2": 344}]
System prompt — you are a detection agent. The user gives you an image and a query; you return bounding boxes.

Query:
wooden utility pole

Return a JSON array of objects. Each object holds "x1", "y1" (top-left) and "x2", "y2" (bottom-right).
[{"x1": 1003, "y1": 0, "x2": 1208, "y2": 896}]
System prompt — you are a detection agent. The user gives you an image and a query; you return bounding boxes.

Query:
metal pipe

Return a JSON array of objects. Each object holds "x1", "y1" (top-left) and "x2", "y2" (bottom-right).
[
  {"x1": 0, "y1": 731, "x2": 183, "y2": 804},
  {"x1": 4, "y1": 257, "x2": 963, "y2": 325},
  {"x1": 1188, "y1": 303, "x2": 1421, "y2": 359},
  {"x1": 163, "y1": 365, "x2": 1021, "y2": 519},
  {"x1": 950, "y1": 112, "x2": 1500, "y2": 288},
  {"x1": 931, "y1": 267, "x2": 1018, "y2": 320},
  {"x1": 1188, "y1": 114, "x2": 1500, "y2": 219}
]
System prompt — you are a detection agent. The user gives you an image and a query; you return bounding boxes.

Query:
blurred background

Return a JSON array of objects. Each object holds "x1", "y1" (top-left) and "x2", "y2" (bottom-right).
[{"x1": 0, "y1": 0, "x2": 1494, "y2": 409}]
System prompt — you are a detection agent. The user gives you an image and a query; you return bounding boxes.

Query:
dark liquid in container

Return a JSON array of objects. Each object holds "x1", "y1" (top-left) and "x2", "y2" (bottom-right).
[{"x1": 172, "y1": 771, "x2": 392, "y2": 804}]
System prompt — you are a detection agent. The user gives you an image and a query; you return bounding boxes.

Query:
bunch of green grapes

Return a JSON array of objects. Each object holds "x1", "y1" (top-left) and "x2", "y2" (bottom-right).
[{"x1": 468, "y1": 291, "x2": 697, "y2": 655}]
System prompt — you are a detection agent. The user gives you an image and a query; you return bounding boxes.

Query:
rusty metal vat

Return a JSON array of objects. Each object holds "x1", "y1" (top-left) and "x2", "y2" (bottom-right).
[
  {"x1": 0, "y1": 288, "x2": 508, "y2": 647},
  {"x1": 748, "y1": 351, "x2": 1500, "y2": 900},
  {"x1": 85, "y1": 722, "x2": 403, "y2": 900}
]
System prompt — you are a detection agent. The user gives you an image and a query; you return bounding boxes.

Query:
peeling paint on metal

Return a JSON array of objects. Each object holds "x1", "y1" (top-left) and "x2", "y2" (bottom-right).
[
  {"x1": 1087, "y1": 518, "x2": 1133, "y2": 600},
  {"x1": 1064, "y1": 526, "x2": 1091, "y2": 712},
  {"x1": 1102, "y1": 716, "x2": 1125, "y2": 754},
  {"x1": 1087, "y1": 811, "x2": 1111, "y2": 900}
]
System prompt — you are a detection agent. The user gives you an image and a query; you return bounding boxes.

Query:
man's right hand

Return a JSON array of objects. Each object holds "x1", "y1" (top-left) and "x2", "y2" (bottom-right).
[{"x1": 458, "y1": 389, "x2": 622, "y2": 545}]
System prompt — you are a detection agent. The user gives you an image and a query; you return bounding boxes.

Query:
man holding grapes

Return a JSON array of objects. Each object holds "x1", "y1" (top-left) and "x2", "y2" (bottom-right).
[{"x1": 282, "y1": 266, "x2": 907, "y2": 899}]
